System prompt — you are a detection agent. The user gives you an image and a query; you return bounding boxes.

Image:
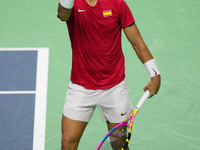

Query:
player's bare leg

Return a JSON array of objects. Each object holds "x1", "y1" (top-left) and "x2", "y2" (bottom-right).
[{"x1": 61, "y1": 115, "x2": 88, "y2": 150}]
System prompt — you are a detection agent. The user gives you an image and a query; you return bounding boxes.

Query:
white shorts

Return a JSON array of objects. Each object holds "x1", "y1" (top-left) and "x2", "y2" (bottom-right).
[{"x1": 63, "y1": 80, "x2": 133, "y2": 123}]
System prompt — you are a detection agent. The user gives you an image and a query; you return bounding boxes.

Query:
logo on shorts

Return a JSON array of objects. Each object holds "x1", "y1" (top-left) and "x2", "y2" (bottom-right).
[{"x1": 121, "y1": 112, "x2": 127, "y2": 116}]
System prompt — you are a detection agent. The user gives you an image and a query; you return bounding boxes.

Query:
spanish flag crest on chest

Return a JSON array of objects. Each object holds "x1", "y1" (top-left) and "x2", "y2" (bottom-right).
[{"x1": 103, "y1": 10, "x2": 112, "y2": 17}]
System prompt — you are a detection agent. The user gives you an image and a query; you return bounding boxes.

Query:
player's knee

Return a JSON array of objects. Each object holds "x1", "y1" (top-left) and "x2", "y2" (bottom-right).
[
  {"x1": 61, "y1": 136, "x2": 79, "y2": 149},
  {"x1": 61, "y1": 138, "x2": 68, "y2": 148}
]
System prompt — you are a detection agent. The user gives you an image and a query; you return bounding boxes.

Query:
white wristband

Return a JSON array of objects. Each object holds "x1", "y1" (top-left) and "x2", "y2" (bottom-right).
[
  {"x1": 60, "y1": 0, "x2": 74, "y2": 9},
  {"x1": 143, "y1": 59, "x2": 160, "y2": 78}
]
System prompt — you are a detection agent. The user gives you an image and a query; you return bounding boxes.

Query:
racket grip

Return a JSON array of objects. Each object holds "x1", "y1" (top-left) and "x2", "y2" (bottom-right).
[{"x1": 136, "y1": 90, "x2": 150, "y2": 110}]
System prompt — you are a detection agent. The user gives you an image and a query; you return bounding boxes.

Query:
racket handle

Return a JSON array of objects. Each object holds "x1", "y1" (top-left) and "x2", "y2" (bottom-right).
[{"x1": 136, "y1": 90, "x2": 150, "y2": 110}]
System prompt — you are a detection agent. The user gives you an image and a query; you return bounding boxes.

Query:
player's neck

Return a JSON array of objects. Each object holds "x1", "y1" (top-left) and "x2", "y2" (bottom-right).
[{"x1": 85, "y1": 0, "x2": 98, "y2": 6}]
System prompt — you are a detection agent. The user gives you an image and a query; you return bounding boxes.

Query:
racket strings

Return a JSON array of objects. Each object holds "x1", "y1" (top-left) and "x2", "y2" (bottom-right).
[{"x1": 99, "y1": 125, "x2": 128, "y2": 150}]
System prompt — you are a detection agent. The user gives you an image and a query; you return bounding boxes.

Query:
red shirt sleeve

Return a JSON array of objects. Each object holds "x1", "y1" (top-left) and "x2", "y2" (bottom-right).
[{"x1": 119, "y1": 0, "x2": 135, "y2": 29}]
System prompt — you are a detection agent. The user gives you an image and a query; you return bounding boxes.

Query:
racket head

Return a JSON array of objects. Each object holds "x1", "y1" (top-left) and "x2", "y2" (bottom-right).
[{"x1": 96, "y1": 123, "x2": 129, "y2": 150}]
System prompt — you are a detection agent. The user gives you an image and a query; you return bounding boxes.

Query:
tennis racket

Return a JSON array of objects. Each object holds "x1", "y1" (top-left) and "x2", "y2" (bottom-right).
[{"x1": 96, "y1": 90, "x2": 150, "y2": 150}]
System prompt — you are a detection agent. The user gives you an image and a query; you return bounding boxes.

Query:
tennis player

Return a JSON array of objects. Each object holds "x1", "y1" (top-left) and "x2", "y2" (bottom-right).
[{"x1": 57, "y1": 0, "x2": 161, "y2": 149}]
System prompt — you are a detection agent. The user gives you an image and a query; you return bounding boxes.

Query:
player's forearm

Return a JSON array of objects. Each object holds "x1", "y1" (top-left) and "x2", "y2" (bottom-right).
[
  {"x1": 132, "y1": 41, "x2": 153, "y2": 64},
  {"x1": 124, "y1": 24, "x2": 160, "y2": 79}
]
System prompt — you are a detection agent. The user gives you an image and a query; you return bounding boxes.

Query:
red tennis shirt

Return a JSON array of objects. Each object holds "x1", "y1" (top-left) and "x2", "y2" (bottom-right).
[{"x1": 66, "y1": 0, "x2": 135, "y2": 89}]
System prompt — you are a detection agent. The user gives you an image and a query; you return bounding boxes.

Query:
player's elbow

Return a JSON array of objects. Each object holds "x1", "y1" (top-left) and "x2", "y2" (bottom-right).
[
  {"x1": 57, "y1": 13, "x2": 69, "y2": 21},
  {"x1": 57, "y1": 8, "x2": 72, "y2": 21},
  {"x1": 60, "y1": 17, "x2": 68, "y2": 22}
]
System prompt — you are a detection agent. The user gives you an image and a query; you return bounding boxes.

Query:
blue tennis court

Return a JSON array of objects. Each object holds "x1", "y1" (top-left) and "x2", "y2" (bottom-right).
[{"x1": 0, "y1": 48, "x2": 49, "y2": 150}]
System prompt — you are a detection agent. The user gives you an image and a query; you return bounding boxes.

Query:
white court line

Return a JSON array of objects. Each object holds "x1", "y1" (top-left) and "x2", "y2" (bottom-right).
[
  {"x1": 0, "y1": 48, "x2": 47, "y2": 51},
  {"x1": 33, "y1": 48, "x2": 49, "y2": 150},
  {"x1": 0, "y1": 48, "x2": 49, "y2": 150},
  {"x1": 0, "y1": 91, "x2": 36, "y2": 94}
]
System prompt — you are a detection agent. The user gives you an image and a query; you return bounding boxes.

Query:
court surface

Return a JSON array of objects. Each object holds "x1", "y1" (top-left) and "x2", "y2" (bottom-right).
[
  {"x1": 1, "y1": 0, "x2": 200, "y2": 149},
  {"x1": 0, "y1": 48, "x2": 49, "y2": 150}
]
